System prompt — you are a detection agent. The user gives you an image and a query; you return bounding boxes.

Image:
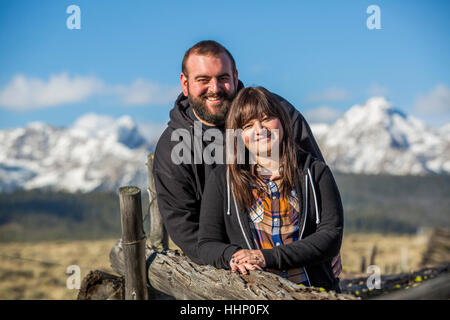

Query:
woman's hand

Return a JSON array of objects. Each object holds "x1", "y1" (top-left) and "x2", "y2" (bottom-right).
[
  {"x1": 229, "y1": 249, "x2": 266, "y2": 274},
  {"x1": 229, "y1": 259, "x2": 263, "y2": 274}
]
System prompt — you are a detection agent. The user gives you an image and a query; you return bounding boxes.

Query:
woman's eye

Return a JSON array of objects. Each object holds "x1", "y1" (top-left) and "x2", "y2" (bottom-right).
[{"x1": 243, "y1": 122, "x2": 254, "y2": 129}]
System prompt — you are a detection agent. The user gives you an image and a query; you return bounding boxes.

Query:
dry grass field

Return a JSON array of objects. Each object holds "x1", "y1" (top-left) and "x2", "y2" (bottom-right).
[
  {"x1": 0, "y1": 232, "x2": 431, "y2": 300},
  {"x1": 0, "y1": 239, "x2": 116, "y2": 299}
]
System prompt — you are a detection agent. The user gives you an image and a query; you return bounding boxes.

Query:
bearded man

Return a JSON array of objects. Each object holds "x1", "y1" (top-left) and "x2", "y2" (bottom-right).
[{"x1": 152, "y1": 40, "x2": 341, "y2": 278}]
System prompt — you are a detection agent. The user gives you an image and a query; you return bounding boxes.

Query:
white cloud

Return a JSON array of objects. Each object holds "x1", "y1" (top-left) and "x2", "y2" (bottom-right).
[
  {"x1": 0, "y1": 73, "x2": 104, "y2": 110},
  {"x1": 0, "y1": 73, "x2": 180, "y2": 111},
  {"x1": 368, "y1": 83, "x2": 389, "y2": 97},
  {"x1": 415, "y1": 84, "x2": 450, "y2": 115},
  {"x1": 304, "y1": 106, "x2": 343, "y2": 124},
  {"x1": 113, "y1": 78, "x2": 179, "y2": 106},
  {"x1": 306, "y1": 87, "x2": 350, "y2": 103}
]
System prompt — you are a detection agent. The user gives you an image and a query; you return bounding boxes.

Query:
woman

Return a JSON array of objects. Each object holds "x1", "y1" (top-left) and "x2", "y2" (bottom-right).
[{"x1": 198, "y1": 87, "x2": 344, "y2": 291}]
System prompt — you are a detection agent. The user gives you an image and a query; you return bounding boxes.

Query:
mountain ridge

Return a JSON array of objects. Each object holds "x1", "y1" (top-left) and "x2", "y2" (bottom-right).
[
  {"x1": 0, "y1": 97, "x2": 449, "y2": 193},
  {"x1": 310, "y1": 97, "x2": 450, "y2": 175}
]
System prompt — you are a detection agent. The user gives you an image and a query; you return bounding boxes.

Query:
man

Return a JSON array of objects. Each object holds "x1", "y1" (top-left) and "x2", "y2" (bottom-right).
[{"x1": 153, "y1": 40, "x2": 341, "y2": 277}]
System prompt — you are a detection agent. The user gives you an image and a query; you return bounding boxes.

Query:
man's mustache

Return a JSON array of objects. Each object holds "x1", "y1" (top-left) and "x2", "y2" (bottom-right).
[{"x1": 202, "y1": 92, "x2": 228, "y2": 99}]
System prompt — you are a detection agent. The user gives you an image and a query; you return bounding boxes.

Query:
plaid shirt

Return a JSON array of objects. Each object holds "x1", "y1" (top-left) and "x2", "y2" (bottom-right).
[{"x1": 248, "y1": 172, "x2": 309, "y2": 285}]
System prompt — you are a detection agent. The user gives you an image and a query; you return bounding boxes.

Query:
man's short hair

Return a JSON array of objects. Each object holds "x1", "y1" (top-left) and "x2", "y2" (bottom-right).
[{"x1": 182, "y1": 40, "x2": 236, "y2": 77}]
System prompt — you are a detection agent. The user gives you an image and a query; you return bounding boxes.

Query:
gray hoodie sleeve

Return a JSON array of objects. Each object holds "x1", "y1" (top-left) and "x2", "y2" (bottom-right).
[{"x1": 153, "y1": 130, "x2": 203, "y2": 264}]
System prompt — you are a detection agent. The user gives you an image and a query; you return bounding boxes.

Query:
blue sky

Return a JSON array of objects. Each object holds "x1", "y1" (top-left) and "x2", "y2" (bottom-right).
[{"x1": 0, "y1": 0, "x2": 449, "y2": 136}]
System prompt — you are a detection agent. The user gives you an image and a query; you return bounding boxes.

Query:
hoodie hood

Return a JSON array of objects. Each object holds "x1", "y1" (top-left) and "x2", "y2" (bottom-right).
[{"x1": 296, "y1": 148, "x2": 316, "y2": 175}]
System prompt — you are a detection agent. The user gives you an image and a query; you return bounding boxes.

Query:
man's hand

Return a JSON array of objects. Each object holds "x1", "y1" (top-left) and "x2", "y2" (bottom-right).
[
  {"x1": 331, "y1": 253, "x2": 342, "y2": 278},
  {"x1": 229, "y1": 249, "x2": 266, "y2": 274}
]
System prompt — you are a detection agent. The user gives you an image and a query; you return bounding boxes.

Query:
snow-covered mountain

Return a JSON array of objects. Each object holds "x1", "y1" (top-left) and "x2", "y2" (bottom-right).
[
  {"x1": 0, "y1": 113, "x2": 154, "y2": 192},
  {"x1": 310, "y1": 97, "x2": 450, "y2": 175},
  {"x1": 1, "y1": 98, "x2": 449, "y2": 193}
]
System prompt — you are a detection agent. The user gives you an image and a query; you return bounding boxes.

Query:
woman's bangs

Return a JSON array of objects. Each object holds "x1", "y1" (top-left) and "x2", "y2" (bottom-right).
[{"x1": 237, "y1": 94, "x2": 274, "y2": 127}]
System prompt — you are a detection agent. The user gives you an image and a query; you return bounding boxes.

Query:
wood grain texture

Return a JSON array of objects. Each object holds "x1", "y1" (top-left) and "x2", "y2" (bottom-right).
[{"x1": 110, "y1": 241, "x2": 358, "y2": 300}]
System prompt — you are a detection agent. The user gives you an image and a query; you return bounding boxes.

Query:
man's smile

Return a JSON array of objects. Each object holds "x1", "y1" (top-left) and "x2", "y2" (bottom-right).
[{"x1": 205, "y1": 95, "x2": 224, "y2": 107}]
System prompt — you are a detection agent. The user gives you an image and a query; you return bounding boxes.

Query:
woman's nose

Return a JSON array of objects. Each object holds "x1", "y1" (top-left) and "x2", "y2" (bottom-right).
[{"x1": 253, "y1": 121, "x2": 267, "y2": 136}]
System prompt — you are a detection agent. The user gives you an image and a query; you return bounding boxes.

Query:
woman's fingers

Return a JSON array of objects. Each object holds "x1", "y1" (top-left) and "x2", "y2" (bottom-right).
[
  {"x1": 229, "y1": 258, "x2": 239, "y2": 273},
  {"x1": 232, "y1": 250, "x2": 266, "y2": 267},
  {"x1": 233, "y1": 250, "x2": 255, "y2": 262},
  {"x1": 237, "y1": 263, "x2": 248, "y2": 275},
  {"x1": 230, "y1": 258, "x2": 263, "y2": 275},
  {"x1": 232, "y1": 250, "x2": 251, "y2": 261}
]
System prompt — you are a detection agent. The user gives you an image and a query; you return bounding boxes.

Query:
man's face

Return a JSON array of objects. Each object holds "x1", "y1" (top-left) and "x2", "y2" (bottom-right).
[{"x1": 181, "y1": 53, "x2": 238, "y2": 126}]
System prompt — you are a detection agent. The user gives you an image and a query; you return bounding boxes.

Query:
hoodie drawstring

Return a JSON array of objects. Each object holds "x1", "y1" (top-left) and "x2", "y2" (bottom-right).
[
  {"x1": 226, "y1": 168, "x2": 231, "y2": 216},
  {"x1": 306, "y1": 168, "x2": 320, "y2": 225}
]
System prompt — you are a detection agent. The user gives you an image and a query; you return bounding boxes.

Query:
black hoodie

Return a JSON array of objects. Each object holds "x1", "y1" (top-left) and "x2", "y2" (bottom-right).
[
  {"x1": 153, "y1": 81, "x2": 324, "y2": 264},
  {"x1": 198, "y1": 151, "x2": 344, "y2": 291}
]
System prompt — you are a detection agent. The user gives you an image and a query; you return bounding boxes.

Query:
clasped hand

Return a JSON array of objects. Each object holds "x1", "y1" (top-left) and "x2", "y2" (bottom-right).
[
  {"x1": 230, "y1": 249, "x2": 343, "y2": 278},
  {"x1": 229, "y1": 249, "x2": 266, "y2": 275}
]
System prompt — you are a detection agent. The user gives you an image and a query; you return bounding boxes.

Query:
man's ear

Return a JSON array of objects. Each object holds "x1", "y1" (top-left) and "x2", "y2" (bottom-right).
[
  {"x1": 180, "y1": 73, "x2": 188, "y2": 97},
  {"x1": 234, "y1": 69, "x2": 239, "y2": 89}
]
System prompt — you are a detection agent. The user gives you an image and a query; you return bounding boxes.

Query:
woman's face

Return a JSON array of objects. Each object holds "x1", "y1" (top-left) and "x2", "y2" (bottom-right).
[{"x1": 241, "y1": 114, "x2": 283, "y2": 156}]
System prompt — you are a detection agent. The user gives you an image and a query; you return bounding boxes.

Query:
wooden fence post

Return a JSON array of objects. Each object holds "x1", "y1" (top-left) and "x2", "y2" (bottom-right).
[
  {"x1": 360, "y1": 256, "x2": 366, "y2": 273},
  {"x1": 369, "y1": 244, "x2": 377, "y2": 266},
  {"x1": 119, "y1": 186, "x2": 148, "y2": 300},
  {"x1": 146, "y1": 153, "x2": 169, "y2": 249}
]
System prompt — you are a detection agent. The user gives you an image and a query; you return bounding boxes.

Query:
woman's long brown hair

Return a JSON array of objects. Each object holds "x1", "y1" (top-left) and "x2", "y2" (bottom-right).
[{"x1": 226, "y1": 86, "x2": 298, "y2": 211}]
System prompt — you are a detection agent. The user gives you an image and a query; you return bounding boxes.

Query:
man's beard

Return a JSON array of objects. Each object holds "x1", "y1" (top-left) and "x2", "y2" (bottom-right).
[{"x1": 187, "y1": 88, "x2": 235, "y2": 126}]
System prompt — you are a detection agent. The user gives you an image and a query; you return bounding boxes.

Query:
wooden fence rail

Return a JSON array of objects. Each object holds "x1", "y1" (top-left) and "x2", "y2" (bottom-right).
[{"x1": 109, "y1": 240, "x2": 356, "y2": 300}]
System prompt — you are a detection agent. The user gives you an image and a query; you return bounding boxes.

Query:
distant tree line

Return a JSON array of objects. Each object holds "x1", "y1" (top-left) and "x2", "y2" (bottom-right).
[
  {"x1": 334, "y1": 173, "x2": 450, "y2": 234},
  {"x1": 0, "y1": 173, "x2": 449, "y2": 242}
]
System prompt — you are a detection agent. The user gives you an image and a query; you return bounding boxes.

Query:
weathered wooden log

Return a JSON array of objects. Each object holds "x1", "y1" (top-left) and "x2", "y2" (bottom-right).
[
  {"x1": 77, "y1": 270, "x2": 124, "y2": 300},
  {"x1": 146, "y1": 153, "x2": 169, "y2": 249},
  {"x1": 119, "y1": 186, "x2": 148, "y2": 300},
  {"x1": 109, "y1": 241, "x2": 358, "y2": 300}
]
